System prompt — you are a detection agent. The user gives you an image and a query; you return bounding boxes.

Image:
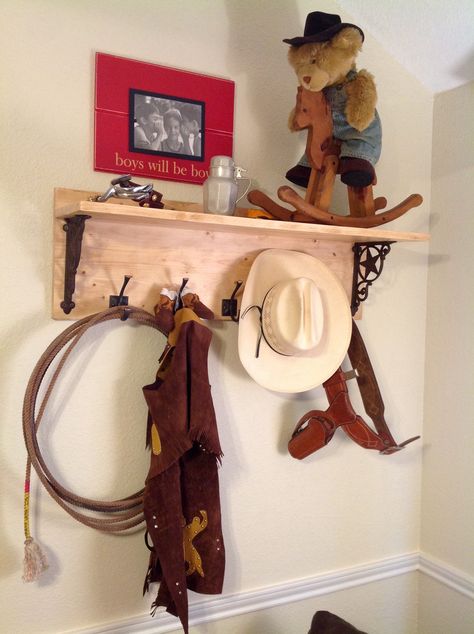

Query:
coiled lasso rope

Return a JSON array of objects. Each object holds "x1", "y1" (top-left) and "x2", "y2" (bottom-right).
[{"x1": 22, "y1": 306, "x2": 164, "y2": 581}]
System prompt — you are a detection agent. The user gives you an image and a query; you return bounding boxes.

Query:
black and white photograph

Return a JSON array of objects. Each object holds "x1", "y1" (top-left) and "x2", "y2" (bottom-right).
[{"x1": 129, "y1": 89, "x2": 205, "y2": 160}]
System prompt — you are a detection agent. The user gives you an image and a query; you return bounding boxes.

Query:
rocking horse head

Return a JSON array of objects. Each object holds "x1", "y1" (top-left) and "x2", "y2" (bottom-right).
[
  {"x1": 293, "y1": 86, "x2": 331, "y2": 131},
  {"x1": 293, "y1": 86, "x2": 333, "y2": 170}
]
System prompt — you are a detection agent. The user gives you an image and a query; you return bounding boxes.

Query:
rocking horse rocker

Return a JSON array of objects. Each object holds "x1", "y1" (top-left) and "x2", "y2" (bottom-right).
[{"x1": 248, "y1": 11, "x2": 422, "y2": 228}]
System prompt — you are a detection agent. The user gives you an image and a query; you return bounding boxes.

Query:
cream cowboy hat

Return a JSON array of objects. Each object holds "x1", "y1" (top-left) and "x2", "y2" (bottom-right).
[{"x1": 238, "y1": 249, "x2": 352, "y2": 393}]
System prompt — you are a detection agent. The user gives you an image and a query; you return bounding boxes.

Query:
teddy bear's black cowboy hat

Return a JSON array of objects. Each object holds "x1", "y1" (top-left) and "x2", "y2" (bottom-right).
[{"x1": 283, "y1": 11, "x2": 364, "y2": 47}]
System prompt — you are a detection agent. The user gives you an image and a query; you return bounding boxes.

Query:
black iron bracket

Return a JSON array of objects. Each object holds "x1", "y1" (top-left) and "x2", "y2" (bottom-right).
[
  {"x1": 351, "y1": 241, "x2": 394, "y2": 315},
  {"x1": 60, "y1": 214, "x2": 91, "y2": 315}
]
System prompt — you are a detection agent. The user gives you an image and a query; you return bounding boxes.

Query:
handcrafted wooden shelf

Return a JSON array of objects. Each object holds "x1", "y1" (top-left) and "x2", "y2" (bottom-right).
[{"x1": 53, "y1": 187, "x2": 429, "y2": 320}]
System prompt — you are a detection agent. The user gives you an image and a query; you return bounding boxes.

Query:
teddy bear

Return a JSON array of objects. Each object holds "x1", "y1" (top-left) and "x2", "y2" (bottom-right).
[{"x1": 283, "y1": 11, "x2": 381, "y2": 189}]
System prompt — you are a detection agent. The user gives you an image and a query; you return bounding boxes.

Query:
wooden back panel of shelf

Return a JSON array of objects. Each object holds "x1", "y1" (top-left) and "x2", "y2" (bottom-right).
[{"x1": 53, "y1": 188, "x2": 429, "y2": 320}]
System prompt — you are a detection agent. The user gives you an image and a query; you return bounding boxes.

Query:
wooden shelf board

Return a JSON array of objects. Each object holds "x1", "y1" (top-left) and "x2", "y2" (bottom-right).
[{"x1": 54, "y1": 188, "x2": 430, "y2": 245}]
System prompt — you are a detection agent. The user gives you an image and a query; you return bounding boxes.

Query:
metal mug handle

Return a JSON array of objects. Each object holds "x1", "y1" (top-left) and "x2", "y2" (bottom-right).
[{"x1": 235, "y1": 166, "x2": 251, "y2": 204}]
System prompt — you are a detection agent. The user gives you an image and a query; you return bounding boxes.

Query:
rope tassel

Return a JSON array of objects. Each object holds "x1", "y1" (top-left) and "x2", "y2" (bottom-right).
[{"x1": 23, "y1": 536, "x2": 48, "y2": 583}]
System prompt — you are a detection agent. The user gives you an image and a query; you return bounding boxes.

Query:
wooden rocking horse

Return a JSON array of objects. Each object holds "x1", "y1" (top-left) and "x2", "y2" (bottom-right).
[{"x1": 248, "y1": 87, "x2": 422, "y2": 227}]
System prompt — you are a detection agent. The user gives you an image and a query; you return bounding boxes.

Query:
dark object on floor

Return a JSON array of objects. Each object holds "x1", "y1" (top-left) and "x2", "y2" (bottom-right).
[{"x1": 309, "y1": 610, "x2": 368, "y2": 633}]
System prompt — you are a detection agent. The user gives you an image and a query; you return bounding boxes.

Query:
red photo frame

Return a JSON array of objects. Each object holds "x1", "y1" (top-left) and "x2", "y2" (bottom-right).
[{"x1": 94, "y1": 53, "x2": 235, "y2": 185}]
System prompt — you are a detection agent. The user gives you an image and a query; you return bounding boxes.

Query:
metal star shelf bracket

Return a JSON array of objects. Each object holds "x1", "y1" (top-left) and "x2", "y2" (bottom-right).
[{"x1": 351, "y1": 241, "x2": 394, "y2": 315}]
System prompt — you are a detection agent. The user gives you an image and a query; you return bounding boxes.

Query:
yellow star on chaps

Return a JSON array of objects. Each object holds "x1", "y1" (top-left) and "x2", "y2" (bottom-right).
[{"x1": 183, "y1": 510, "x2": 208, "y2": 577}]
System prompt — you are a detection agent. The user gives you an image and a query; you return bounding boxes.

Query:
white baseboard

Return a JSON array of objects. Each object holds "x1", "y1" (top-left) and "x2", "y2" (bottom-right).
[
  {"x1": 73, "y1": 552, "x2": 473, "y2": 634},
  {"x1": 418, "y1": 553, "x2": 474, "y2": 599}
]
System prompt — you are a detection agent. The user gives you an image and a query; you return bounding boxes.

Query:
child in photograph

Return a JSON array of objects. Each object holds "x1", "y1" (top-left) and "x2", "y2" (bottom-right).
[
  {"x1": 160, "y1": 108, "x2": 187, "y2": 154},
  {"x1": 181, "y1": 105, "x2": 202, "y2": 157},
  {"x1": 133, "y1": 101, "x2": 164, "y2": 151}
]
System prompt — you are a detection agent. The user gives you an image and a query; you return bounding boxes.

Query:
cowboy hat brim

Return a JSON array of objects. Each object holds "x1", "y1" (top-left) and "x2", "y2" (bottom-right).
[{"x1": 238, "y1": 249, "x2": 352, "y2": 393}]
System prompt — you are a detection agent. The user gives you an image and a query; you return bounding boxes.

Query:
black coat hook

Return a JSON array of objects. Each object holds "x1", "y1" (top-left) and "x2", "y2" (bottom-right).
[
  {"x1": 109, "y1": 275, "x2": 132, "y2": 307},
  {"x1": 175, "y1": 277, "x2": 189, "y2": 312},
  {"x1": 222, "y1": 280, "x2": 243, "y2": 322}
]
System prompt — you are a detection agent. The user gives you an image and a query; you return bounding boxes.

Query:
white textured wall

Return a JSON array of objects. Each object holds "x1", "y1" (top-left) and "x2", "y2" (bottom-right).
[
  {"x1": 419, "y1": 81, "x2": 474, "y2": 631},
  {"x1": 0, "y1": 2, "x2": 431, "y2": 633},
  {"x1": 339, "y1": 0, "x2": 474, "y2": 93}
]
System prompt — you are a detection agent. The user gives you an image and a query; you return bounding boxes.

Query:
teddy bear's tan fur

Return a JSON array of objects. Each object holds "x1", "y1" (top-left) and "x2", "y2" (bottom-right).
[{"x1": 287, "y1": 28, "x2": 377, "y2": 133}]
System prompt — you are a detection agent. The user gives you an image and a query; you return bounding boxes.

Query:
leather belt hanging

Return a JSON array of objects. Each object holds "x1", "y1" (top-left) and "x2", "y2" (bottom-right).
[{"x1": 288, "y1": 320, "x2": 420, "y2": 459}]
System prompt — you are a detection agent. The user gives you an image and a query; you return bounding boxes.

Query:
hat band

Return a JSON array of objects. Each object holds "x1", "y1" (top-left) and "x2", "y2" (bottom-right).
[{"x1": 240, "y1": 293, "x2": 290, "y2": 359}]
